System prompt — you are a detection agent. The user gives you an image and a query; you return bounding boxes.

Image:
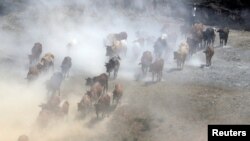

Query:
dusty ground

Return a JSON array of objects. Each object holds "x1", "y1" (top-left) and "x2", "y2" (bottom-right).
[
  {"x1": 0, "y1": 8, "x2": 250, "y2": 141},
  {"x1": 56, "y1": 30, "x2": 250, "y2": 141}
]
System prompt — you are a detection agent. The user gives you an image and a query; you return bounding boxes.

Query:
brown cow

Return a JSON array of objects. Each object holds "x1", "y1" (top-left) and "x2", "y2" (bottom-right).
[
  {"x1": 17, "y1": 135, "x2": 29, "y2": 141},
  {"x1": 113, "y1": 83, "x2": 123, "y2": 105},
  {"x1": 29, "y1": 42, "x2": 42, "y2": 65},
  {"x1": 174, "y1": 41, "x2": 189, "y2": 70},
  {"x1": 26, "y1": 63, "x2": 43, "y2": 82},
  {"x1": 37, "y1": 97, "x2": 69, "y2": 127},
  {"x1": 203, "y1": 46, "x2": 214, "y2": 66},
  {"x1": 86, "y1": 90, "x2": 99, "y2": 104},
  {"x1": 192, "y1": 23, "x2": 204, "y2": 36},
  {"x1": 86, "y1": 73, "x2": 108, "y2": 92},
  {"x1": 191, "y1": 23, "x2": 204, "y2": 49},
  {"x1": 40, "y1": 94, "x2": 61, "y2": 113},
  {"x1": 149, "y1": 58, "x2": 164, "y2": 82},
  {"x1": 94, "y1": 93, "x2": 111, "y2": 119},
  {"x1": 36, "y1": 109, "x2": 52, "y2": 128},
  {"x1": 77, "y1": 94, "x2": 92, "y2": 118},
  {"x1": 40, "y1": 53, "x2": 54, "y2": 72},
  {"x1": 86, "y1": 82, "x2": 104, "y2": 103},
  {"x1": 139, "y1": 51, "x2": 153, "y2": 76}
]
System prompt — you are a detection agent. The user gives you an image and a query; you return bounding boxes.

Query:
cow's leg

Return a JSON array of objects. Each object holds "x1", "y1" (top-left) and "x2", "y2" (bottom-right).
[
  {"x1": 159, "y1": 71, "x2": 162, "y2": 81},
  {"x1": 112, "y1": 96, "x2": 115, "y2": 105},
  {"x1": 96, "y1": 111, "x2": 99, "y2": 119},
  {"x1": 209, "y1": 56, "x2": 212, "y2": 66},
  {"x1": 225, "y1": 36, "x2": 228, "y2": 46},
  {"x1": 206, "y1": 55, "x2": 209, "y2": 66},
  {"x1": 157, "y1": 73, "x2": 160, "y2": 82},
  {"x1": 181, "y1": 59, "x2": 185, "y2": 70},
  {"x1": 95, "y1": 105, "x2": 99, "y2": 119},
  {"x1": 177, "y1": 60, "x2": 179, "y2": 69},
  {"x1": 152, "y1": 73, "x2": 154, "y2": 81},
  {"x1": 114, "y1": 67, "x2": 119, "y2": 79},
  {"x1": 108, "y1": 72, "x2": 111, "y2": 78}
]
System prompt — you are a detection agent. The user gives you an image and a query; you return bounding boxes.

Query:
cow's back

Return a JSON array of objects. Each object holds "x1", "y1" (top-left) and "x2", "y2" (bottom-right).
[
  {"x1": 94, "y1": 73, "x2": 108, "y2": 86},
  {"x1": 150, "y1": 59, "x2": 164, "y2": 73}
]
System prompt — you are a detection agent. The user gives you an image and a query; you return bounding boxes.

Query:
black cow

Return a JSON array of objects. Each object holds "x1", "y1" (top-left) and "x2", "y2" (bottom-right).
[
  {"x1": 105, "y1": 56, "x2": 120, "y2": 79},
  {"x1": 29, "y1": 42, "x2": 42, "y2": 65},
  {"x1": 153, "y1": 35, "x2": 168, "y2": 58},
  {"x1": 203, "y1": 27, "x2": 215, "y2": 48},
  {"x1": 217, "y1": 27, "x2": 229, "y2": 46}
]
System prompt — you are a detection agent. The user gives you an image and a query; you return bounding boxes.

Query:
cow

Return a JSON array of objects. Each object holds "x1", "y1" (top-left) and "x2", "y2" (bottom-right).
[
  {"x1": 28, "y1": 42, "x2": 42, "y2": 65},
  {"x1": 77, "y1": 94, "x2": 92, "y2": 118},
  {"x1": 174, "y1": 41, "x2": 189, "y2": 70},
  {"x1": 94, "y1": 93, "x2": 111, "y2": 119},
  {"x1": 61, "y1": 56, "x2": 72, "y2": 78},
  {"x1": 40, "y1": 53, "x2": 54, "y2": 72},
  {"x1": 37, "y1": 96, "x2": 69, "y2": 127},
  {"x1": 203, "y1": 46, "x2": 214, "y2": 67},
  {"x1": 139, "y1": 51, "x2": 153, "y2": 76},
  {"x1": 17, "y1": 135, "x2": 29, "y2": 141},
  {"x1": 191, "y1": 23, "x2": 204, "y2": 50},
  {"x1": 149, "y1": 58, "x2": 164, "y2": 82},
  {"x1": 26, "y1": 63, "x2": 43, "y2": 82},
  {"x1": 86, "y1": 73, "x2": 108, "y2": 93},
  {"x1": 46, "y1": 72, "x2": 64, "y2": 96},
  {"x1": 87, "y1": 82, "x2": 104, "y2": 102},
  {"x1": 113, "y1": 83, "x2": 123, "y2": 105},
  {"x1": 36, "y1": 108, "x2": 53, "y2": 128},
  {"x1": 39, "y1": 94, "x2": 61, "y2": 113},
  {"x1": 203, "y1": 27, "x2": 215, "y2": 48},
  {"x1": 217, "y1": 27, "x2": 229, "y2": 46},
  {"x1": 105, "y1": 56, "x2": 120, "y2": 79},
  {"x1": 153, "y1": 34, "x2": 168, "y2": 58}
]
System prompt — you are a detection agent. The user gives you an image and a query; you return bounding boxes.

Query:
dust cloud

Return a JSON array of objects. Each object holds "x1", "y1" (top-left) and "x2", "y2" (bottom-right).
[{"x1": 1, "y1": 0, "x2": 242, "y2": 141}]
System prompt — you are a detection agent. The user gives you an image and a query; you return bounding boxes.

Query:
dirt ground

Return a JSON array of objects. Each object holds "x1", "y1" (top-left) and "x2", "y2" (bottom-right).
[
  {"x1": 0, "y1": 9, "x2": 250, "y2": 141},
  {"x1": 55, "y1": 30, "x2": 250, "y2": 141}
]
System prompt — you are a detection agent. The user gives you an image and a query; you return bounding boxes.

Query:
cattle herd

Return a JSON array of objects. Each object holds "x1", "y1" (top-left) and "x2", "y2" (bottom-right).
[{"x1": 18, "y1": 22, "x2": 230, "y2": 141}]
